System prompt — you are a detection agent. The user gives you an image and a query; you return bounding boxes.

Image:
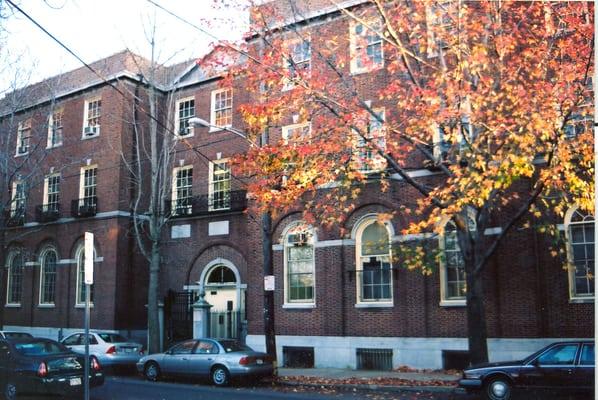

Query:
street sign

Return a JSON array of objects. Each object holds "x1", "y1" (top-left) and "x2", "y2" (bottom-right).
[{"x1": 84, "y1": 232, "x2": 93, "y2": 285}]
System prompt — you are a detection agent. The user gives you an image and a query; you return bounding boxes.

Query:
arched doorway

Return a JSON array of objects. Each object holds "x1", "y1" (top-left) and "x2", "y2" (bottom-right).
[{"x1": 198, "y1": 259, "x2": 246, "y2": 340}]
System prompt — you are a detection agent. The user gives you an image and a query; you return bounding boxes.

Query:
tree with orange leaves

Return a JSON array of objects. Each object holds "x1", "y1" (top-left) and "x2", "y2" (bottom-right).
[{"x1": 228, "y1": 0, "x2": 594, "y2": 364}]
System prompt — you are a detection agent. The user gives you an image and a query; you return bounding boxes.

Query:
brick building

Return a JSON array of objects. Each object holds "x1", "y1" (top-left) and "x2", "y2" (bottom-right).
[{"x1": 0, "y1": 0, "x2": 593, "y2": 369}]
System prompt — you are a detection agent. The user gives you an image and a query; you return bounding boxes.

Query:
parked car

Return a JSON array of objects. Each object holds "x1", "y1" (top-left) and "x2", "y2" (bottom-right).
[
  {"x1": 61, "y1": 331, "x2": 144, "y2": 369},
  {"x1": 0, "y1": 331, "x2": 32, "y2": 340},
  {"x1": 137, "y1": 338, "x2": 273, "y2": 386},
  {"x1": 459, "y1": 340, "x2": 594, "y2": 400},
  {"x1": 0, "y1": 337, "x2": 104, "y2": 399}
]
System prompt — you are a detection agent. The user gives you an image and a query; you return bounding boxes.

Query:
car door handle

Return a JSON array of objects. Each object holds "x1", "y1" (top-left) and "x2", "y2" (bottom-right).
[
  {"x1": 567, "y1": 369, "x2": 573, "y2": 374},
  {"x1": 208, "y1": 358, "x2": 213, "y2": 361}
]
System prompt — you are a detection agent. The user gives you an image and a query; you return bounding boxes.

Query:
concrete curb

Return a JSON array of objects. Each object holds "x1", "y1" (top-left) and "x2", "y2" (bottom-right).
[{"x1": 277, "y1": 379, "x2": 462, "y2": 394}]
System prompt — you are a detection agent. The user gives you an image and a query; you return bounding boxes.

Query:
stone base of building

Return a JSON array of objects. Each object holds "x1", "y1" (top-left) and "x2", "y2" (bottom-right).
[{"x1": 246, "y1": 335, "x2": 588, "y2": 370}]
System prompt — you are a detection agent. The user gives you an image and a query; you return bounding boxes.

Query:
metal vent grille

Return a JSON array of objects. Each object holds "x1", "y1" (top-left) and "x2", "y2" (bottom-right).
[{"x1": 356, "y1": 348, "x2": 393, "y2": 371}]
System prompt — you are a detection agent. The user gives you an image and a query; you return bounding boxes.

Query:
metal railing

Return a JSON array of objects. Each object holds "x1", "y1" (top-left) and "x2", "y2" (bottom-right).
[
  {"x1": 71, "y1": 197, "x2": 98, "y2": 218},
  {"x1": 35, "y1": 204, "x2": 61, "y2": 222},
  {"x1": 209, "y1": 309, "x2": 245, "y2": 340},
  {"x1": 4, "y1": 207, "x2": 25, "y2": 227},
  {"x1": 165, "y1": 190, "x2": 247, "y2": 218}
]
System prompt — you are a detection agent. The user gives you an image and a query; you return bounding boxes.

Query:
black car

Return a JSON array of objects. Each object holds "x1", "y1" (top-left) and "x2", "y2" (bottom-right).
[
  {"x1": 0, "y1": 337, "x2": 105, "y2": 399},
  {"x1": 459, "y1": 340, "x2": 594, "y2": 400}
]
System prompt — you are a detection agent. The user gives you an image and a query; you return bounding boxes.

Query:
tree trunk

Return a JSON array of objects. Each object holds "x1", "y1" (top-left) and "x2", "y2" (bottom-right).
[
  {"x1": 465, "y1": 268, "x2": 489, "y2": 365},
  {"x1": 147, "y1": 242, "x2": 161, "y2": 354}
]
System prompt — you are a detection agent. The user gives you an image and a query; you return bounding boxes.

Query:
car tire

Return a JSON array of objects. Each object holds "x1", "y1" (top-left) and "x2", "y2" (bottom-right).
[
  {"x1": 144, "y1": 361, "x2": 161, "y2": 382},
  {"x1": 2, "y1": 382, "x2": 16, "y2": 400},
  {"x1": 211, "y1": 365, "x2": 230, "y2": 386},
  {"x1": 484, "y1": 376, "x2": 512, "y2": 400}
]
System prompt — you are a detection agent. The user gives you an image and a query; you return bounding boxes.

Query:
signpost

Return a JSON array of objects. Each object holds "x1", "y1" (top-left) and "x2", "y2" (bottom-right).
[{"x1": 84, "y1": 232, "x2": 94, "y2": 400}]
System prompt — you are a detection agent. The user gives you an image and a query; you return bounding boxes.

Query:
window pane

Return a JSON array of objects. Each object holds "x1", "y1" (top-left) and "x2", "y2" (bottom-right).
[
  {"x1": 571, "y1": 225, "x2": 585, "y2": 242},
  {"x1": 537, "y1": 344, "x2": 578, "y2": 365},
  {"x1": 361, "y1": 222, "x2": 389, "y2": 255},
  {"x1": 580, "y1": 344, "x2": 595, "y2": 365}
]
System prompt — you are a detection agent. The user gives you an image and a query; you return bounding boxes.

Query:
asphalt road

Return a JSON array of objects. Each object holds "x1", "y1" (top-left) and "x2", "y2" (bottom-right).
[{"x1": 88, "y1": 376, "x2": 466, "y2": 400}]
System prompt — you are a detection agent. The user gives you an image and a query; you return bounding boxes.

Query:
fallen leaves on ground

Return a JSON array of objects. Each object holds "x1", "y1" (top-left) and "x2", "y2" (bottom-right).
[{"x1": 275, "y1": 375, "x2": 458, "y2": 388}]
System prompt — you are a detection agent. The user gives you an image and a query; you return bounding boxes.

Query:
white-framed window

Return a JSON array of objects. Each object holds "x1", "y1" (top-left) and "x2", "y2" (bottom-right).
[
  {"x1": 15, "y1": 119, "x2": 31, "y2": 156},
  {"x1": 175, "y1": 97, "x2": 195, "y2": 137},
  {"x1": 10, "y1": 180, "x2": 26, "y2": 218},
  {"x1": 210, "y1": 88, "x2": 233, "y2": 130},
  {"x1": 283, "y1": 222, "x2": 315, "y2": 306},
  {"x1": 354, "y1": 107, "x2": 386, "y2": 173},
  {"x1": 47, "y1": 109, "x2": 63, "y2": 148},
  {"x1": 79, "y1": 166, "x2": 97, "y2": 208},
  {"x1": 6, "y1": 251, "x2": 24, "y2": 306},
  {"x1": 350, "y1": 20, "x2": 384, "y2": 74},
  {"x1": 282, "y1": 122, "x2": 311, "y2": 144},
  {"x1": 283, "y1": 39, "x2": 311, "y2": 90},
  {"x1": 565, "y1": 207, "x2": 594, "y2": 300},
  {"x1": 209, "y1": 159, "x2": 231, "y2": 211},
  {"x1": 172, "y1": 166, "x2": 193, "y2": 215},
  {"x1": 75, "y1": 245, "x2": 94, "y2": 305},
  {"x1": 43, "y1": 173, "x2": 60, "y2": 212},
  {"x1": 39, "y1": 248, "x2": 57, "y2": 306},
  {"x1": 82, "y1": 98, "x2": 101, "y2": 138},
  {"x1": 355, "y1": 216, "x2": 393, "y2": 305},
  {"x1": 426, "y1": 0, "x2": 455, "y2": 57}
]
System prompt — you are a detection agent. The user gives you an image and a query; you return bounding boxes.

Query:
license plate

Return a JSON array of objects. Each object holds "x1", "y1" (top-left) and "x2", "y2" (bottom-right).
[
  {"x1": 256, "y1": 359, "x2": 263, "y2": 365},
  {"x1": 124, "y1": 348, "x2": 134, "y2": 353},
  {"x1": 70, "y1": 378, "x2": 82, "y2": 386}
]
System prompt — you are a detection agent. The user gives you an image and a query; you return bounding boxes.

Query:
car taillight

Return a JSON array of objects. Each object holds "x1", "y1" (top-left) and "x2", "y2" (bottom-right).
[
  {"x1": 139, "y1": 349, "x2": 144, "y2": 355},
  {"x1": 91, "y1": 357, "x2": 102, "y2": 371},
  {"x1": 239, "y1": 356, "x2": 255, "y2": 365},
  {"x1": 37, "y1": 361, "x2": 48, "y2": 377},
  {"x1": 105, "y1": 345, "x2": 116, "y2": 355}
]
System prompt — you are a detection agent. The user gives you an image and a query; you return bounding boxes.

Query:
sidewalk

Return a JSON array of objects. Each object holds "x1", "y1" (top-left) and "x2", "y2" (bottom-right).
[{"x1": 276, "y1": 367, "x2": 461, "y2": 394}]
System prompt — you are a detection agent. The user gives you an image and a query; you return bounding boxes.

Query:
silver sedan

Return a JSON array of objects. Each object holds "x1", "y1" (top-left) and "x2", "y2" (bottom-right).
[
  {"x1": 62, "y1": 331, "x2": 144, "y2": 368},
  {"x1": 137, "y1": 339, "x2": 274, "y2": 386}
]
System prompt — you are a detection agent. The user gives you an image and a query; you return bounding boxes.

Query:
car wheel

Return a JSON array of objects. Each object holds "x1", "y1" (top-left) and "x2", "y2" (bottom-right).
[
  {"x1": 484, "y1": 376, "x2": 512, "y2": 400},
  {"x1": 211, "y1": 365, "x2": 230, "y2": 386},
  {"x1": 2, "y1": 382, "x2": 16, "y2": 400},
  {"x1": 144, "y1": 361, "x2": 160, "y2": 381}
]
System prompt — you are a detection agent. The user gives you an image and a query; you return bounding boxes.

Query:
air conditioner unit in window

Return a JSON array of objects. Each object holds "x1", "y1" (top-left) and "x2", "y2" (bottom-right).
[{"x1": 83, "y1": 126, "x2": 99, "y2": 136}]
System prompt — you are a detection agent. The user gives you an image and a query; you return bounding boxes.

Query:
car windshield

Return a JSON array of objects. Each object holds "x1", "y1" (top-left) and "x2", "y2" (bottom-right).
[
  {"x1": 4, "y1": 332, "x2": 33, "y2": 339},
  {"x1": 14, "y1": 340, "x2": 68, "y2": 356},
  {"x1": 218, "y1": 340, "x2": 252, "y2": 353},
  {"x1": 98, "y1": 333, "x2": 129, "y2": 343}
]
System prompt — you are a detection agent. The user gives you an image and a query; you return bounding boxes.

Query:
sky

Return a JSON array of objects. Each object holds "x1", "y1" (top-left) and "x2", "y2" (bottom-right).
[{"x1": 0, "y1": 0, "x2": 249, "y2": 94}]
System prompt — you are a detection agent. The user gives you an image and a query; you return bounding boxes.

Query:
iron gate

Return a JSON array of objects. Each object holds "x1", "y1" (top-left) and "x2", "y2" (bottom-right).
[
  {"x1": 209, "y1": 309, "x2": 245, "y2": 340},
  {"x1": 164, "y1": 290, "x2": 196, "y2": 347}
]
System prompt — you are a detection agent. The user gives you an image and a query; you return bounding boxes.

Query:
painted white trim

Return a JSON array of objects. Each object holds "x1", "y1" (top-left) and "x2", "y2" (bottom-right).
[
  {"x1": 354, "y1": 302, "x2": 393, "y2": 308},
  {"x1": 484, "y1": 227, "x2": 502, "y2": 235},
  {"x1": 197, "y1": 258, "x2": 243, "y2": 311},
  {"x1": 282, "y1": 221, "x2": 316, "y2": 306},
  {"x1": 439, "y1": 299, "x2": 466, "y2": 307},
  {"x1": 175, "y1": 96, "x2": 196, "y2": 138},
  {"x1": 282, "y1": 303, "x2": 316, "y2": 309},
  {"x1": 82, "y1": 97, "x2": 101, "y2": 139},
  {"x1": 393, "y1": 233, "x2": 434, "y2": 242}
]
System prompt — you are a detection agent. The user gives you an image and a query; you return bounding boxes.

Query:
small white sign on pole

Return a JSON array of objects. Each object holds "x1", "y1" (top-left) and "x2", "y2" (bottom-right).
[
  {"x1": 84, "y1": 232, "x2": 94, "y2": 285},
  {"x1": 264, "y1": 275, "x2": 275, "y2": 291}
]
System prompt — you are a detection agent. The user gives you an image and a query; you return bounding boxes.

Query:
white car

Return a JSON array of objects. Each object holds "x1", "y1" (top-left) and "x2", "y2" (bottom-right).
[{"x1": 62, "y1": 331, "x2": 144, "y2": 368}]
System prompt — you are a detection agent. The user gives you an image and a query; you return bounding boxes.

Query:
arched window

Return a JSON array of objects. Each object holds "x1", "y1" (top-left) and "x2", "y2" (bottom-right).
[
  {"x1": 6, "y1": 251, "x2": 24, "y2": 306},
  {"x1": 566, "y1": 208, "x2": 594, "y2": 299},
  {"x1": 356, "y1": 217, "x2": 392, "y2": 304},
  {"x1": 206, "y1": 265, "x2": 237, "y2": 285},
  {"x1": 76, "y1": 246, "x2": 94, "y2": 305},
  {"x1": 283, "y1": 223, "x2": 315, "y2": 305},
  {"x1": 39, "y1": 248, "x2": 58, "y2": 305}
]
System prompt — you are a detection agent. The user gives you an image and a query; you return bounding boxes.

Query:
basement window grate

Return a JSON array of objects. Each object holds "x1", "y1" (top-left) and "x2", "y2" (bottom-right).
[
  {"x1": 283, "y1": 346, "x2": 315, "y2": 368},
  {"x1": 442, "y1": 350, "x2": 470, "y2": 370},
  {"x1": 356, "y1": 348, "x2": 393, "y2": 371}
]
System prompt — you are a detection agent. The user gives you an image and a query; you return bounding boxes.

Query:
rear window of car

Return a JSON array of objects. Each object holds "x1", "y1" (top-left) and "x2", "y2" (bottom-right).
[
  {"x1": 4, "y1": 332, "x2": 33, "y2": 339},
  {"x1": 98, "y1": 333, "x2": 128, "y2": 343},
  {"x1": 219, "y1": 340, "x2": 252, "y2": 353},
  {"x1": 14, "y1": 340, "x2": 68, "y2": 356}
]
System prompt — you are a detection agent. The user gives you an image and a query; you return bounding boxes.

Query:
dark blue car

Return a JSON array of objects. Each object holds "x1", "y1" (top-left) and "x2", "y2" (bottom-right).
[
  {"x1": 459, "y1": 340, "x2": 594, "y2": 400},
  {"x1": 0, "y1": 337, "x2": 104, "y2": 399}
]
